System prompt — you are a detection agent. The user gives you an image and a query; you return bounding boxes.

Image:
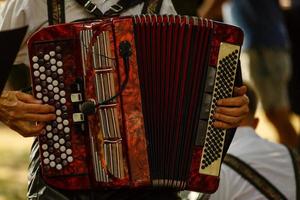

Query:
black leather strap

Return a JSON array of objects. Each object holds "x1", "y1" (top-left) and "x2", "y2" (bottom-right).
[
  {"x1": 74, "y1": 0, "x2": 145, "y2": 18},
  {"x1": 224, "y1": 154, "x2": 287, "y2": 200},
  {"x1": 74, "y1": 0, "x2": 104, "y2": 18},
  {"x1": 47, "y1": 0, "x2": 65, "y2": 25},
  {"x1": 104, "y1": 0, "x2": 145, "y2": 16},
  {"x1": 287, "y1": 147, "x2": 300, "y2": 200}
]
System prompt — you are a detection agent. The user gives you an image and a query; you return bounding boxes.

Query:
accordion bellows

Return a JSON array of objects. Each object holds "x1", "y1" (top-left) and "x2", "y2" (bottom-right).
[{"x1": 28, "y1": 15, "x2": 243, "y2": 193}]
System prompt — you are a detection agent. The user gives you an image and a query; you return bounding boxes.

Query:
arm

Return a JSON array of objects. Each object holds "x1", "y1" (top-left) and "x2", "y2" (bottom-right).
[
  {"x1": 0, "y1": 91, "x2": 56, "y2": 137},
  {"x1": 0, "y1": 1, "x2": 56, "y2": 137},
  {"x1": 213, "y1": 86, "x2": 249, "y2": 129}
]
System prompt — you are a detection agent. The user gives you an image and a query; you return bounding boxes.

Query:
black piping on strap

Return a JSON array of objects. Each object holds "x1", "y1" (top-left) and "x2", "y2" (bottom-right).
[
  {"x1": 287, "y1": 147, "x2": 300, "y2": 200},
  {"x1": 224, "y1": 154, "x2": 288, "y2": 200}
]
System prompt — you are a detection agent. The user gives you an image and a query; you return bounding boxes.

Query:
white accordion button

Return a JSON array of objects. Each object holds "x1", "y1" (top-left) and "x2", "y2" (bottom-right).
[
  {"x1": 43, "y1": 158, "x2": 50, "y2": 165},
  {"x1": 43, "y1": 96, "x2": 49, "y2": 103},
  {"x1": 57, "y1": 61, "x2": 63, "y2": 67},
  {"x1": 33, "y1": 70, "x2": 40, "y2": 77},
  {"x1": 60, "y1": 98, "x2": 66, "y2": 104},
  {"x1": 60, "y1": 146, "x2": 66, "y2": 152},
  {"x1": 50, "y1": 58, "x2": 56, "y2": 65},
  {"x1": 56, "y1": 109, "x2": 62, "y2": 116},
  {"x1": 49, "y1": 51, "x2": 55, "y2": 57},
  {"x1": 39, "y1": 66, "x2": 45, "y2": 73},
  {"x1": 50, "y1": 161, "x2": 56, "y2": 168},
  {"x1": 46, "y1": 132, "x2": 53, "y2": 139},
  {"x1": 56, "y1": 164, "x2": 63, "y2": 170},
  {"x1": 57, "y1": 123, "x2": 63, "y2": 130},
  {"x1": 57, "y1": 68, "x2": 63, "y2": 75},
  {"x1": 44, "y1": 54, "x2": 50, "y2": 61},
  {"x1": 46, "y1": 125, "x2": 52, "y2": 132},
  {"x1": 52, "y1": 80, "x2": 59, "y2": 86},
  {"x1": 54, "y1": 143, "x2": 60, "y2": 149},
  {"x1": 42, "y1": 144, "x2": 48, "y2": 150},
  {"x1": 43, "y1": 151, "x2": 49, "y2": 158},
  {"x1": 40, "y1": 74, "x2": 46, "y2": 80},
  {"x1": 59, "y1": 90, "x2": 66, "y2": 97},
  {"x1": 53, "y1": 135, "x2": 59, "y2": 142},
  {"x1": 35, "y1": 85, "x2": 42, "y2": 92},
  {"x1": 51, "y1": 65, "x2": 57, "y2": 72},
  {"x1": 66, "y1": 149, "x2": 72, "y2": 155},
  {"x1": 33, "y1": 63, "x2": 39, "y2": 69},
  {"x1": 59, "y1": 138, "x2": 65, "y2": 145},
  {"x1": 53, "y1": 87, "x2": 59, "y2": 93},
  {"x1": 36, "y1": 93, "x2": 43, "y2": 99},
  {"x1": 61, "y1": 153, "x2": 67, "y2": 159},
  {"x1": 46, "y1": 77, "x2": 53, "y2": 83},
  {"x1": 64, "y1": 127, "x2": 70, "y2": 134},
  {"x1": 67, "y1": 156, "x2": 73, "y2": 163},
  {"x1": 47, "y1": 85, "x2": 54, "y2": 91},
  {"x1": 32, "y1": 56, "x2": 38, "y2": 62},
  {"x1": 54, "y1": 94, "x2": 60, "y2": 100}
]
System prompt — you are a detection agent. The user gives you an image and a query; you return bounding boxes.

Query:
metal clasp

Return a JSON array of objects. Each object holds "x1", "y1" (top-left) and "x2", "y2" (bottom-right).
[
  {"x1": 110, "y1": 3, "x2": 123, "y2": 13},
  {"x1": 84, "y1": 0, "x2": 97, "y2": 13}
]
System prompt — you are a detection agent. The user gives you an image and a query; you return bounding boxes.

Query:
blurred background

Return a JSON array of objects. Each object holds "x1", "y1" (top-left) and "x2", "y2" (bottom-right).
[{"x1": 0, "y1": 0, "x2": 299, "y2": 200}]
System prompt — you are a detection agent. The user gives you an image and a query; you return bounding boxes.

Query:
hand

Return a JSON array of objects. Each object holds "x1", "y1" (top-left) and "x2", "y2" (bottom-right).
[
  {"x1": 0, "y1": 91, "x2": 56, "y2": 137},
  {"x1": 213, "y1": 86, "x2": 249, "y2": 129}
]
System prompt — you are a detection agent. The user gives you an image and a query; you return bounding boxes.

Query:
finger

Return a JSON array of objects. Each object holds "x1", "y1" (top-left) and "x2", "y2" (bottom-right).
[
  {"x1": 215, "y1": 105, "x2": 249, "y2": 117},
  {"x1": 20, "y1": 113, "x2": 56, "y2": 122},
  {"x1": 23, "y1": 122, "x2": 46, "y2": 137},
  {"x1": 22, "y1": 103, "x2": 55, "y2": 114},
  {"x1": 217, "y1": 95, "x2": 249, "y2": 107},
  {"x1": 213, "y1": 112, "x2": 244, "y2": 126},
  {"x1": 213, "y1": 121, "x2": 236, "y2": 129},
  {"x1": 233, "y1": 85, "x2": 247, "y2": 97},
  {"x1": 8, "y1": 121, "x2": 46, "y2": 137},
  {"x1": 15, "y1": 91, "x2": 42, "y2": 104}
]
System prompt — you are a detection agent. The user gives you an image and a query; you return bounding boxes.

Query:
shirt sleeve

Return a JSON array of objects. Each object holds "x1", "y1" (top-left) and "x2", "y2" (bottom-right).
[
  {"x1": 0, "y1": 0, "x2": 31, "y2": 65},
  {"x1": 0, "y1": 0, "x2": 27, "y2": 31}
]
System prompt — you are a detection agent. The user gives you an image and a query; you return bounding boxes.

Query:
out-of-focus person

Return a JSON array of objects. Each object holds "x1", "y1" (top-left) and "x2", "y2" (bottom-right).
[
  {"x1": 185, "y1": 84, "x2": 299, "y2": 200},
  {"x1": 198, "y1": 0, "x2": 299, "y2": 149}
]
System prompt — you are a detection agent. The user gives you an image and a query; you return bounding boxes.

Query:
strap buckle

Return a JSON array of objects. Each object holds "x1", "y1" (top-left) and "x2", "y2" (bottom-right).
[
  {"x1": 110, "y1": 3, "x2": 123, "y2": 13},
  {"x1": 84, "y1": 0, "x2": 97, "y2": 13}
]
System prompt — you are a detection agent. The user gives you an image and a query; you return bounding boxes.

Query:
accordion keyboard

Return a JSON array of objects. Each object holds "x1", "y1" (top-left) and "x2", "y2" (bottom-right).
[
  {"x1": 31, "y1": 44, "x2": 74, "y2": 171},
  {"x1": 199, "y1": 42, "x2": 240, "y2": 176}
]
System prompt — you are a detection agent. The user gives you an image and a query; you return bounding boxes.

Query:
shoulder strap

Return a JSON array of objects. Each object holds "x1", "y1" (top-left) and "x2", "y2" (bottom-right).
[
  {"x1": 74, "y1": 0, "x2": 163, "y2": 18},
  {"x1": 223, "y1": 154, "x2": 287, "y2": 200},
  {"x1": 47, "y1": 0, "x2": 66, "y2": 25},
  {"x1": 74, "y1": 0, "x2": 146, "y2": 18},
  {"x1": 286, "y1": 147, "x2": 300, "y2": 200}
]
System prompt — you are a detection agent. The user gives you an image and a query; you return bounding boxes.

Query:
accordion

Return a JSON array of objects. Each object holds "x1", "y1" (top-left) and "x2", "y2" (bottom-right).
[{"x1": 28, "y1": 15, "x2": 243, "y2": 193}]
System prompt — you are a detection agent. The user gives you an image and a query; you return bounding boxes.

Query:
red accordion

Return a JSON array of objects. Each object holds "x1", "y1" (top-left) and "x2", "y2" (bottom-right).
[{"x1": 27, "y1": 15, "x2": 243, "y2": 193}]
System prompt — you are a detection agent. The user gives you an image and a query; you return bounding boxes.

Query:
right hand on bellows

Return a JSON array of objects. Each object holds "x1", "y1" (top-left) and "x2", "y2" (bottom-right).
[{"x1": 0, "y1": 91, "x2": 56, "y2": 137}]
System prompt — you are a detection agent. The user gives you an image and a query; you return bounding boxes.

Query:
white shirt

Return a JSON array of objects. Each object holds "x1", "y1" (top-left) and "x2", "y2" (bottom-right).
[
  {"x1": 208, "y1": 127, "x2": 296, "y2": 200},
  {"x1": 0, "y1": 0, "x2": 176, "y2": 66}
]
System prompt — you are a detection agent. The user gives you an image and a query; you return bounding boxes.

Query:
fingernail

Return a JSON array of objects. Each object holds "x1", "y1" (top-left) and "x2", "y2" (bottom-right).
[{"x1": 217, "y1": 99, "x2": 222, "y2": 105}]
